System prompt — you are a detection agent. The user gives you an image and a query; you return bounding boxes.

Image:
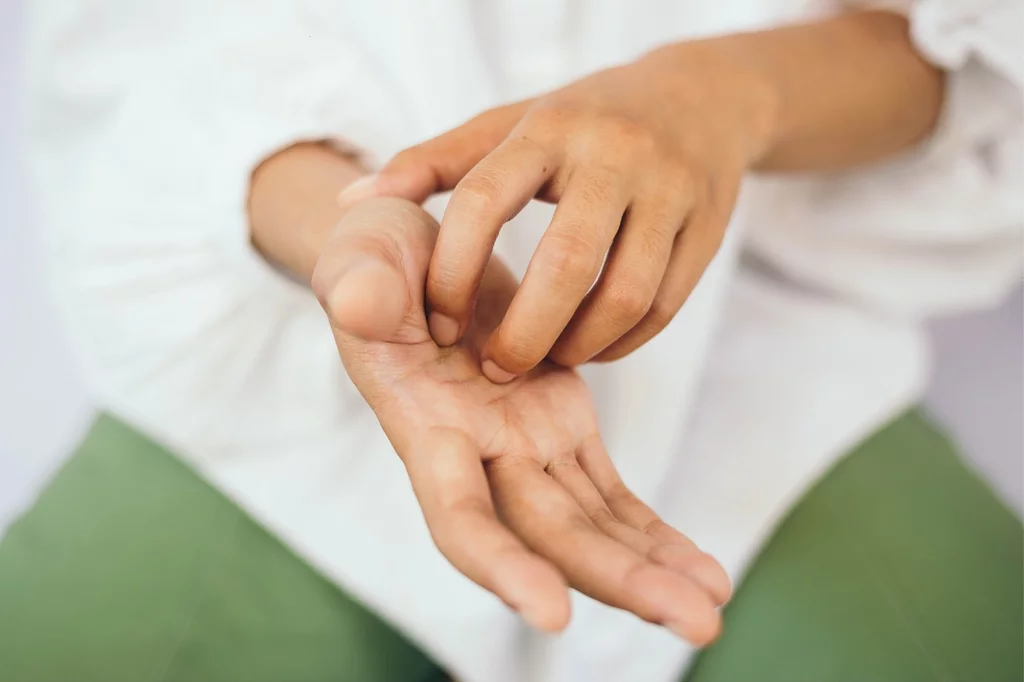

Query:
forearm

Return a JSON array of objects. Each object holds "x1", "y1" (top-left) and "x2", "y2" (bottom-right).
[
  {"x1": 248, "y1": 142, "x2": 367, "y2": 282},
  {"x1": 649, "y1": 10, "x2": 946, "y2": 171}
]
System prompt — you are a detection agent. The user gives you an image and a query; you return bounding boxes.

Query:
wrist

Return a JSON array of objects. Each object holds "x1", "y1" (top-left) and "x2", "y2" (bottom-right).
[
  {"x1": 639, "y1": 37, "x2": 782, "y2": 168},
  {"x1": 248, "y1": 142, "x2": 369, "y2": 282}
]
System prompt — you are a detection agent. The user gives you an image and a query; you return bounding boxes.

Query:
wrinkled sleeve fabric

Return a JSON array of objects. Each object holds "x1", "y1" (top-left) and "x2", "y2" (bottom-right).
[
  {"x1": 748, "y1": 0, "x2": 1023, "y2": 316},
  {"x1": 26, "y1": 0, "x2": 407, "y2": 463}
]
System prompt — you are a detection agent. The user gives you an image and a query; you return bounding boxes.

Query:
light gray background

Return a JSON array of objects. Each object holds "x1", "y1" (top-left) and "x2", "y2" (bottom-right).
[{"x1": 0, "y1": 0, "x2": 1020, "y2": 532}]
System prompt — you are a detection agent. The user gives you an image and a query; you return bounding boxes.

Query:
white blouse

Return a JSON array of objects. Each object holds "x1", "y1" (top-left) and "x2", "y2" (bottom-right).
[{"x1": 25, "y1": 1, "x2": 1023, "y2": 681}]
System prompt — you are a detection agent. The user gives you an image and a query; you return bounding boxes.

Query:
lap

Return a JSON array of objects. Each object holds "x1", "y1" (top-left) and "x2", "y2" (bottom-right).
[
  {"x1": 2, "y1": 412, "x2": 1019, "y2": 682},
  {"x1": 684, "y1": 410, "x2": 1023, "y2": 682},
  {"x1": 0, "y1": 415, "x2": 444, "y2": 682}
]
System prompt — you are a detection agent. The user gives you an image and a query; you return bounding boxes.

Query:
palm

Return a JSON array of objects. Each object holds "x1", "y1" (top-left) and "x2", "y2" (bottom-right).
[
  {"x1": 369, "y1": 317, "x2": 599, "y2": 471},
  {"x1": 318, "y1": 198, "x2": 728, "y2": 642}
]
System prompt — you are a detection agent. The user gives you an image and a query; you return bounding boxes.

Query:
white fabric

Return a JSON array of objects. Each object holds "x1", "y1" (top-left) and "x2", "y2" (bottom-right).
[{"x1": 24, "y1": 2, "x2": 1023, "y2": 681}]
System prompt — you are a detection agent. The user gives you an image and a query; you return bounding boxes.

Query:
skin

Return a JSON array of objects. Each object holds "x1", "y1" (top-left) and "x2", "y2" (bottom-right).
[
  {"x1": 315, "y1": 198, "x2": 728, "y2": 641},
  {"x1": 251, "y1": 149, "x2": 730, "y2": 643},
  {"x1": 338, "y1": 10, "x2": 945, "y2": 382},
  {"x1": 250, "y1": 9, "x2": 945, "y2": 642}
]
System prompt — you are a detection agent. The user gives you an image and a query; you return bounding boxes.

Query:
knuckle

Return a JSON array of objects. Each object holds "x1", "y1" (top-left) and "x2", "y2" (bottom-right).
[
  {"x1": 645, "y1": 294, "x2": 679, "y2": 331},
  {"x1": 659, "y1": 162, "x2": 699, "y2": 205},
  {"x1": 494, "y1": 335, "x2": 544, "y2": 372},
  {"x1": 688, "y1": 172, "x2": 712, "y2": 206},
  {"x1": 506, "y1": 133, "x2": 548, "y2": 159},
  {"x1": 576, "y1": 169, "x2": 620, "y2": 207},
  {"x1": 602, "y1": 279, "x2": 655, "y2": 323},
  {"x1": 546, "y1": 231, "x2": 604, "y2": 280},
  {"x1": 602, "y1": 116, "x2": 657, "y2": 154},
  {"x1": 455, "y1": 170, "x2": 507, "y2": 207},
  {"x1": 641, "y1": 218, "x2": 680, "y2": 255},
  {"x1": 526, "y1": 105, "x2": 573, "y2": 132}
]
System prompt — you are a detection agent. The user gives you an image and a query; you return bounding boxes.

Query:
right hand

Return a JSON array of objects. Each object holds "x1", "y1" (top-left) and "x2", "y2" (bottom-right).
[
  {"x1": 311, "y1": 197, "x2": 731, "y2": 644},
  {"x1": 340, "y1": 47, "x2": 774, "y2": 380}
]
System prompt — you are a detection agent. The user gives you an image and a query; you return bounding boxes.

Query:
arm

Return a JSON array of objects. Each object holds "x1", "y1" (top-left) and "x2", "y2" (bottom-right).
[
  {"x1": 651, "y1": 10, "x2": 946, "y2": 171},
  {"x1": 746, "y1": 1, "x2": 1024, "y2": 317}
]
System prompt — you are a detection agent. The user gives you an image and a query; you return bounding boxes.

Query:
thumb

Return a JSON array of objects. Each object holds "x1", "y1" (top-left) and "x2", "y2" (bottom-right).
[
  {"x1": 337, "y1": 101, "x2": 530, "y2": 210},
  {"x1": 311, "y1": 197, "x2": 438, "y2": 344}
]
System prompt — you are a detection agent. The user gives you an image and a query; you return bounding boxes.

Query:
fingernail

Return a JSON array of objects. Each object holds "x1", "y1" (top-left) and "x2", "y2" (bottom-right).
[
  {"x1": 482, "y1": 360, "x2": 517, "y2": 384},
  {"x1": 428, "y1": 312, "x2": 460, "y2": 346},
  {"x1": 336, "y1": 173, "x2": 378, "y2": 209}
]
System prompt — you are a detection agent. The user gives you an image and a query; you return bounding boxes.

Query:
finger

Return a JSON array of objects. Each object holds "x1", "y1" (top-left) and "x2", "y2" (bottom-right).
[
  {"x1": 481, "y1": 168, "x2": 629, "y2": 382},
  {"x1": 311, "y1": 198, "x2": 438, "y2": 344},
  {"x1": 549, "y1": 190, "x2": 688, "y2": 366},
  {"x1": 426, "y1": 136, "x2": 555, "y2": 346},
  {"x1": 338, "y1": 102, "x2": 531, "y2": 209},
  {"x1": 545, "y1": 456, "x2": 703, "y2": 577},
  {"x1": 488, "y1": 456, "x2": 721, "y2": 645},
  {"x1": 575, "y1": 438, "x2": 732, "y2": 604},
  {"x1": 402, "y1": 428, "x2": 571, "y2": 632},
  {"x1": 595, "y1": 205, "x2": 728, "y2": 362}
]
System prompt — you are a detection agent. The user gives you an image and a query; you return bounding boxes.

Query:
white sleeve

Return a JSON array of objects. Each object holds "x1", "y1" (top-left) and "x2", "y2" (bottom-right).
[
  {"x1": 26, "y1": 1, "x2": 408, "y2": 461},
  {"x1": 746, "y1": 0, "x2": 1023, "y2": 317}
]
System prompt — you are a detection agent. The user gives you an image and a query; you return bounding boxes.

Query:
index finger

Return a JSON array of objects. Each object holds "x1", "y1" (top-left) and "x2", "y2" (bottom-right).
[
  {"x1": 426, "y1": 136, "x2": 555, "y2": 346},
  {"x1": 374, "y1": 102, "x2": 531, "y2": 204},
  {"x1": 481, "y1": 167, "x2": 628, "y2": 381}
]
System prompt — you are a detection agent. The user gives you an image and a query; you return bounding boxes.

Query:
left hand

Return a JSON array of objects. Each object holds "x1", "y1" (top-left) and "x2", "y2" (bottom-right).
[{"x1": 340, "y1": 45, "x2": 778, "y2": 382}]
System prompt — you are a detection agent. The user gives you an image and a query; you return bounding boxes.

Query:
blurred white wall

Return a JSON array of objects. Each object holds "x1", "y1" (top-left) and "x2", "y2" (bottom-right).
[
  {"x1": 0, "y1": 0, "x2": 1019, "y2": 532},
  {"x1": 0, "y1": 0, "x2": 95, "y2": 529},
  {"x1": 926, "y1": 289, "x2": 1023, "y2": 509}
]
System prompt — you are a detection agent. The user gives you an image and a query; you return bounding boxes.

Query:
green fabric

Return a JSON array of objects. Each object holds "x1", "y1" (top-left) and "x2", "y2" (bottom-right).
[
  {"x1": 0, "y1": 415, "x2": 444, "y2": 682},
  {"x1": 0, "y1": 412, "x2": 1020, "y2": 682},
  {"x1": 684, "y1": 411, "x2": 1023, "y2": 682}
]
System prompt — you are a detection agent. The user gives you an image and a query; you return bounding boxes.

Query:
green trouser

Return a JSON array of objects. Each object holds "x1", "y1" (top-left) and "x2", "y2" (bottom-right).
[{"x1": 0, "y1": 412, "x2": 1020, "y2": 682}]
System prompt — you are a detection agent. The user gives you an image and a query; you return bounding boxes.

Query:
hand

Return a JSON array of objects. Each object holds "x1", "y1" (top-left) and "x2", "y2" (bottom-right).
[
  {"x1": 340, "y1": 46, "x2": 778, "y2": 381},
  {"x1": 311, "y1": 197, "x2": 730, "y2": 644}
]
